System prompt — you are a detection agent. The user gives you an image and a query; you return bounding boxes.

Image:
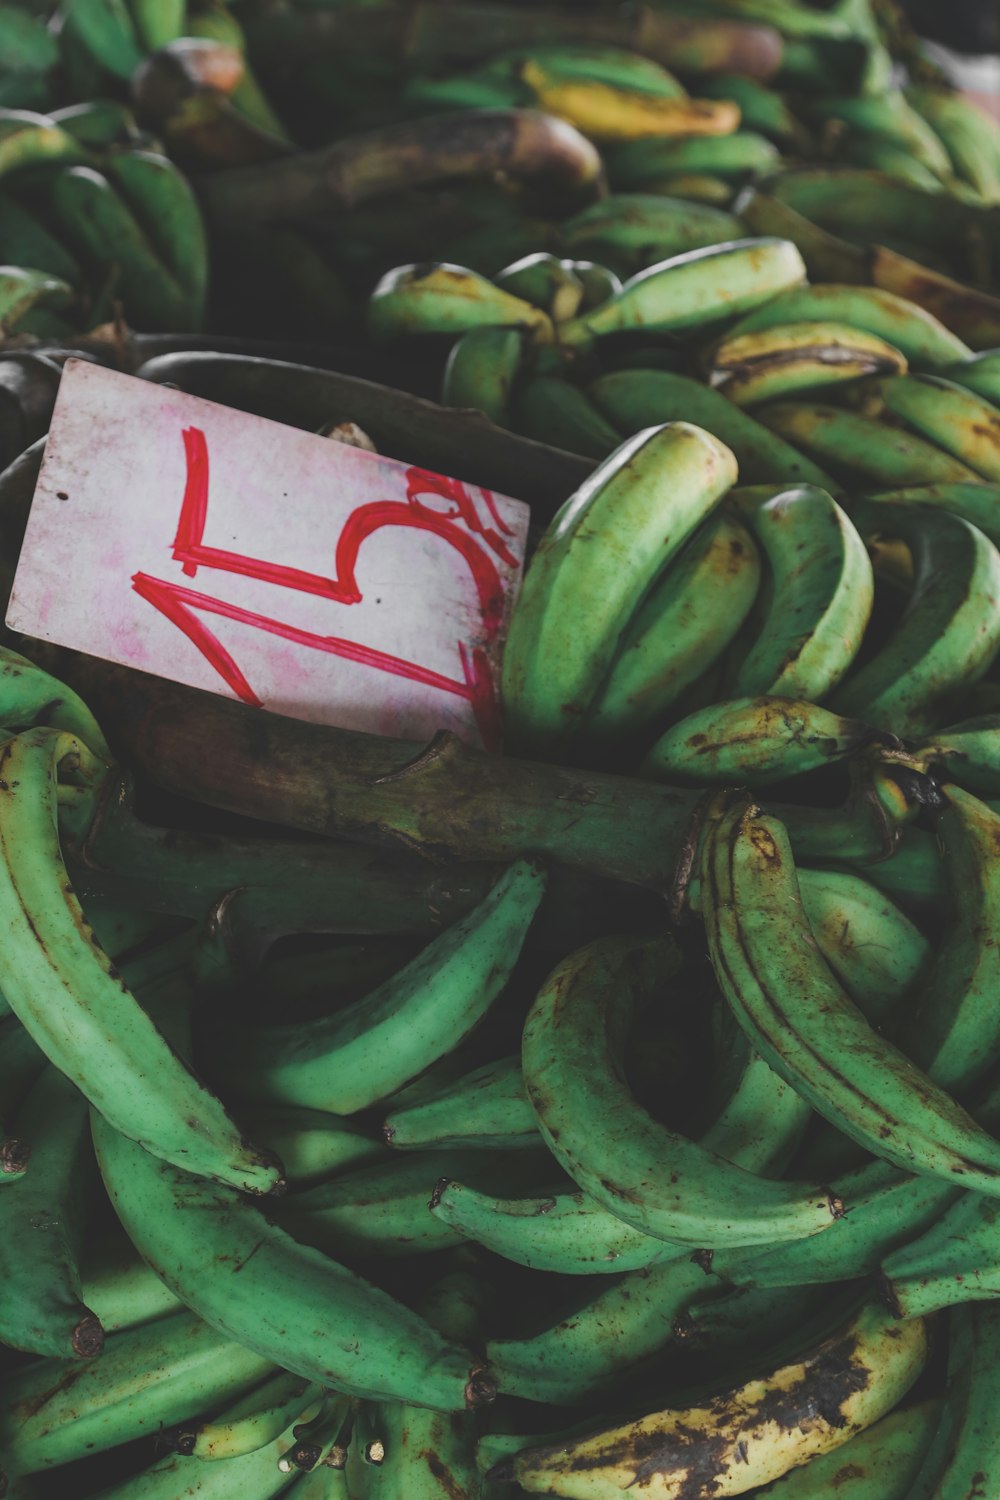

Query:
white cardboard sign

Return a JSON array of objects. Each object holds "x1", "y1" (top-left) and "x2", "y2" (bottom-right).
[{"x1": 6, "y1": 360, "x2": 530, "y2": 751}]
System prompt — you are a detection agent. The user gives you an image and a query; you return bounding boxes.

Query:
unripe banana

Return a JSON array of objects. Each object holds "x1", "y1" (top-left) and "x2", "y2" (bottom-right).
[
  {"x1": 606, "y1": 131, "x2": 780, "y2": 188},
  {"x1": 368, "y1": 263, "x2": 553, "y2": 340},
  {"x1": 558, "y1": 193, "x2": 744, "y2": 278},
  {"x1": 512, "y1": 374, "x2": 622, "y2": 458},
  {"x1": 709, "y1": 320, "x2": 907, "y2": 406},
  {"x1": 557, "y1": 237, "x2": 807, "y2": 348},
  {"x1": 493, "y1": 251, "x2": 584, "y2": 323},
  {"x1": 440, "y1": 326, "x2": 525, "y2": 426},
  {"x1": 758, "y1": 401, "x2": 981, "y2": 486},
  {"x1": 880, "y1": 372, "x2": 1000, "y2": 482},
  {"x1": 501, "y1": 421, "x2": 738, "y2": 756},
  {"x1": 643, "y1": 696, "x2": 878, "y2": 786},
  {"x1": 941, "y1": 349, "x2": 1000, "y2": 404}
]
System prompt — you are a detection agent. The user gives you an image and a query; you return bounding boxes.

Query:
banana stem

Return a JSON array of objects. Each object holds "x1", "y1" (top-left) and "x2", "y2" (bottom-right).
[
  {"x1": 195, "y1": 109, "x2": 605, "y2": 228},
  {"x1": 60, "y1": 667, "x2": 704, "y2": 896}
]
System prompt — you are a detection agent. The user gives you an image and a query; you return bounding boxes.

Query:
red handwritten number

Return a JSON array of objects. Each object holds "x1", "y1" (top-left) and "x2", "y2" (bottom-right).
[{"x1": 133, "y1": 427, "x2": 509, "y2": 750}]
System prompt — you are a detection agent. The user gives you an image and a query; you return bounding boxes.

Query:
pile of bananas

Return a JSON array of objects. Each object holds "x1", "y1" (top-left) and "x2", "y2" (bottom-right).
[{"x1": 10, "y1": 1, "x2": 1000, "y2": 1498}]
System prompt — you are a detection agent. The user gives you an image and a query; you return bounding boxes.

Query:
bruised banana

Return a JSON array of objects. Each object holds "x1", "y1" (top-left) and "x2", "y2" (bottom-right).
[
  {"x1": 643, "y1": 697, "x2": 879, "y2": 786},
  {"x1": 368, "y1": 263, "x2": 553, "y2": 340},
  {"x1": 749, "y1": 1397, "x2": 940, "y2": 1499},
  {"x1": 215, "y1": 858, "x2": 545, "y2": 1114},
  {"x1": 703, "y1": 798, "x2": 1000, "y2": 1193},
  {"x1": 0, "y1": 728, "x2": 279, "y2": 1193},
  {"x1": 441, "y1": 327, "x2": 526, "y2": 426},
  {"x1": 880, "y1": 372, "x2": 1000, "y2": 483},
  {"x1": 708, "y1": 320, "x2": 907, "y2": 406},
  {"x1": 728, "y1": 483, "x2": 874, "y2": 701},
  {"x1": 520, "y1": 932, "x2": 841, "y2": 1248},
  {"x1": 583, "y1": 508, "x2": 761, "y2": 745},
  {"x1": 497, "y1": 1297, "x2": 928, "y2": 1499},
  {"x1": 556, "y1": 237, "x2": 806, "y2": 348},
  {"x1": 92, "y1": 1113, "x2": 496, "y2": 1412},
  {"x1": 501, "y1": 422, "x2": 737, "y2": 756},
  {"x1": 586, "y1": 368, "x2": 836, "y2": 488},
  {"x1": 831, "y1": 501, "x2": 1000, "y2": 737},
  {"x1": 723, "y1": 281, "x2": 973, "y2": 368}
]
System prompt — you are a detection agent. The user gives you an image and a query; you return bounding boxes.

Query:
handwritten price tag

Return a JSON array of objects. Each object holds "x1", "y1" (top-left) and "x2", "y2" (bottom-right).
[{"x1": 7, "y1": 360, "x2": 530, "y2": 751}]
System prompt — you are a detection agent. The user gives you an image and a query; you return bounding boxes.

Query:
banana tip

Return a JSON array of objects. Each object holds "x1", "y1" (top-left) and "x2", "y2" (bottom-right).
[
  {"x1": 72, "y1": 1313, "x2": 105, "y2": 1359},
  {"x1": 466, "y1": 1366, "x2": 498, "y2": 1408}
]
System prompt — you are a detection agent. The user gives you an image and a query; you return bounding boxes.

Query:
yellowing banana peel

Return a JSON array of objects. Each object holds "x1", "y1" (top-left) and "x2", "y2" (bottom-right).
[
  {"x1": 500, "y1": 1299, "x2": 928, "y2": 1499},
  {"x1": 521, "y1": 59, "x2": 740, "y2": 143}
]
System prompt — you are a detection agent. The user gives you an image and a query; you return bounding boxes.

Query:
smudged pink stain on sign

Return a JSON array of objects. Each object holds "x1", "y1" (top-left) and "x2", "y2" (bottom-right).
[{"x1": 130, "y1": 428, "x2": 515, "y2": 751}]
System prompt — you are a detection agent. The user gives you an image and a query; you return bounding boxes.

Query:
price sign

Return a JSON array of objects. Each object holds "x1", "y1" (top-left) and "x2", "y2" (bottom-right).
[{"x1": 7, "y1": 360, "x2": 530, "y2": 750}]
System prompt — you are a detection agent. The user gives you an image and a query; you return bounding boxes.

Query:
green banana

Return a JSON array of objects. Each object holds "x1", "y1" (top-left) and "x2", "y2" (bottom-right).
[
  {"x1": 0, "y1": 108, "x2": 88, "y2": 179},
  {"x1": 726, "y1": 282, "x2": 972, "y2": 369},
  {"x1": 758, "y1": 401, "x2": 982, "y2": 486},
  {"x1": 736, "y1": 184, "x2": 871, "y2": 284},
  {"x1": 179, "y1": 1371, "x2": 323, "y2": 1461},
  {"x1": 0, "y1": 1063, "x2": 102, "y2": 1359},
  {"x1": 871, "y1": 244, "x2": 1000, "y2": 353},
  {"x1": 917, "y1": 716, "x2": 1000, "y2": 796},
  {"x1": 643, "y1": 696, "x2": 878, "y2": 786},
  {"x1": 96, "y1": 1406, "x2": 307, "y2": 1499},
  {"x1": 103, "y1": 149, "x2": 208, "y2": 325},
  {"x1": 441, "y1": 327, "x2": 525, "y2": 426},
  {"x1": 557, "y1": 237, "x2": 807, "y2": 348},
  {"x1": 492, "y1": 251, "x2": 584, "y2": 323},
  {"x1": 365, "y1": 1258, "x2": 495, "y2": 1499},
  {"x1": 605, "y1": 132, "x2": 780, "y2": 189},
  {"x1": 881, "y1": 1187, "x2": 1000, "y2": 1318},
  {"x1": 797, "y1": 866, "x2": 929, "y2": 1021},
  {"x1": 751, "y1": 1397, "x2": 940, "y2": 1498},
  {"x1": 0, "y1": 1308, "x2": 275, "y2": 1474},
  {"x1": 643, "y1": 172, "x2": 736, "y2": 205},
  {"x1": 880, "y1": 372, "x2": 1000, "y2": 482},
  {"x1": 501, "y1": 1297, "x2": 928, "y2": 1498},
  {"x1": 861, "y1": 823, "x2": 947, "y2": 912},
  {"x1": 501, "y1": 421, "x2": 738, "y2": 756},
  {"x1": 814, "y1": 91, "x2": 954, "y2": 182},
  {"x1": 831, "y1": 502, "x2": 1000, "y2": 737},
  {"x1": 273, "y1": 1150, "x2": 536, "y2": 1259},
  {"x1": 556, "y1": 193, "x2": 745, "y2": 278},
  {"x1": 586, "y1": 368, "x2": 837, "y2": 487},
  {"x1": 583, "y1": 508, "x2": 761, "y2": 745},
  {"x1": 485, "y1": 1247, "x2": 727, "y2": 1405},
  {"x1": 92, "y1": 1114, "x2": 496, "y2": 1412},
  {"x1": 383, "y1": 1055, "x2": 538, "y2": 1150},
  {"x1": 512, "y1": 374, "x2": 623, "y2": 458},
  {"x1": 44, "y1": 164, "x2": 194, "y2": 331},
  {"x1": 904, "y1": 1303, "x2": 1000, "y2": 1500},
  {"x1": 699, "y1": 73, "x2": 806, "y2": 148},
  {"x1": 50, "y1": 99, "x2": 140, "y2": 147},
  {"x1": 520, "y1": 933, "x2": 841, "y2": 1249},
  {"x1": 907, "y1": 84, "x2": 1000, "y2": 202},
  {"x1": 368, "y1": 263, "x2": 553, "y2": 340},
  {"x1": 278, "y1": 1392, "x2": 352, "y2": 1475},
  {"x1": 863, "y1": 481, "x2": 1000, "y2": 549},
  {"x1": 0, "y1": 644, "x2": 110, "y2": 755},
  {"x1": 430, "y1": 1180, "x2": 677, "y2": 1275},
  {"x1": 0, "y1": 264, "x2": 74, "y2": 335},
  {"x1": 0, "y1": 728, "x2": 279, "y2": 1192},
  {"x1": 0, "y1": 194, "x2": 83, "y2": 285},
  {"x1": 80, "y1": 1231, "x2": 183, "y2": 1333},
  {"x1": 709, "y1": 320, "x2": 908, "y2": 405},
  {"x1": 703, "y1": 798, "x2": 1000, "y2": 1193},
  {"x1": 215, "y1": 859, "x2": 545, "y2": 1114},
  {"x1": 838, "y1": 133, "x2": 949, "y2": 192},
  {"x1": 729, "y1": 484, "x2": 874, "y2": 701},
  {"x1": 126, "y1": 0, "x2": 185, "y2": 52},
  {"x1": 567, "y1": 257, "x2": 622, "y2": 310},
  {"x1": 59, "y1": 0, "x2": 143, "y2": 78},
  {"x1": 235, "y1": 1106, "x2": 385, "y2": 1190},
  {"x1": 941, "y1": 349, "x2": 1000, "y2": 404}
]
